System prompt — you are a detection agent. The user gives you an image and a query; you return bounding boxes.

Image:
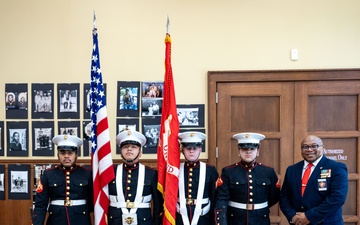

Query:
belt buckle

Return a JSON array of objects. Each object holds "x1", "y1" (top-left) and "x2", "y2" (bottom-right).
[
  {"x1": 126, "y1": 202, "x2": 135, "y2": 209},
  {"x1": 186, "y1": 198, "x2": 194, "y2": 205},
  {"x1": 246, "y1": 204, "x2": 254, "y2": 210},
  {"x1": 65, "y1": 199, "x2": 72, "y2": 206},
  {"x1": 124, "y1": 216, "x2": 134, "y2": 224}
]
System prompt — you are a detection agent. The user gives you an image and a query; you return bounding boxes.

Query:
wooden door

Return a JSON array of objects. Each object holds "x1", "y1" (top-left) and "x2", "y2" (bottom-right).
[{"x1": 208, "y1": 69, "x2": 360, "y2": 225}]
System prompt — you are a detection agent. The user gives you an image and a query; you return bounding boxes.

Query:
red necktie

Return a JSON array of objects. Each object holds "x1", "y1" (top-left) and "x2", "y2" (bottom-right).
[{"x1": 301, "y1": 163, "x2": 313, "y2": 196}]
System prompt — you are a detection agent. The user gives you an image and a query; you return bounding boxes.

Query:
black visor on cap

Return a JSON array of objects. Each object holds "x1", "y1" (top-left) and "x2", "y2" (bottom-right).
[
  {"x1": 120, "y1": 140, "x2": 141, "y2": 148},
  {"x1": 238, "y1": 143, "x2": 259, "y2": 149},
  {"x1": 57, "y1": 146, "x2": 78, "y2": 151},
  {"x1": 182, "y1": 142, "x2": 202, "y2": 148}
]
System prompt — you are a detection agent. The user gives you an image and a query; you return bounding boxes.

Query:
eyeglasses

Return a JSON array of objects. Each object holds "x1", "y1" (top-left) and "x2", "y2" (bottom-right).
[{"x1": 301, "y1": 144, "x2": 322, "y2": 150}]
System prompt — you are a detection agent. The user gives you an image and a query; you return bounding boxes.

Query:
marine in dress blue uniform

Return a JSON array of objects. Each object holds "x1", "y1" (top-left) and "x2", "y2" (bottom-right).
[
  {"x1": 215, "y1": 132, "x2": 280, "y2": 225},
  {"x1": 279, "y1": 135, "x2": 348, "y2": 225},
  {"x1": 32, "y1": 135, "x2": 93, "y2": 225},
  {"x1": 107, "y1": 130, "x2": 163, "y2": 225},
  {"x1": 176, "y1": 131, "x2": 219, "y2": 225}
]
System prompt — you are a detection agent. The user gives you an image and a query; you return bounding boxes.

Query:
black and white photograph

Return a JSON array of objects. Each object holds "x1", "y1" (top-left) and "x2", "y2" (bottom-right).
[
  {"x1": 141, "y1": 98, "x2": 162, "y2": 117},
  {"x1": 32, "y1": 83, "x2": 54, "y2": 119},
  {"x1": 8, "y1": 164, "x2": 31, "y2": 200},
  {"x1": 5, "y1": 83, "x2": 28, "y2": 119},
  {"x1": 8, "y1": 129, "x2": 24, "y2": 151},
  {"x1": 34, "y1": 128, "x2": 52, "y2": 150},
  {"x1": 32, "y1": 121, "x2": 54, "y2": 156},
  {"x1": 0, "y1": 121, "x2": 4, "y2": 156},
  {"x1": 142, "y1": 117, "x2": 161, "y2": 154},
  {"x1": 116, "y1": 118, "x2": 140, "y2": 154},
  {"x1": 10, "y1": 170, "x2": 28, "y2": 193},
  {"x1": 57, "y1": 83, "x2": 80, "y2": 119},
  {"x1": 5, "y1": 92, "x2": 17, "y2": 109},
  {"x1": 142, "y1": 81, "x2": 164, "y2": 98},
  {"x1": 7, "y1": 122, "x2": 29, "y2": 157},
  {"x1": 59, "y1": 89, "x2": 78, "y2": 112},
  {"x1": 58, "y1": 121, "x2": 81, "y2": 155},
  {"x1": 34, "y1": 90, "x2": 52, "y2": 113},
  {"x1": 177, "y1": 104, "x2": 205, "y2": 128},
  {"x1": 117, "y1": 81, "x2": 140, "y2": 117}
]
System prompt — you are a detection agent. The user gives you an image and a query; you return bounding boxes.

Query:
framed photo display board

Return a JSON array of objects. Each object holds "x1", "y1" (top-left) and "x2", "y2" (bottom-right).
[
  {"x1": 57, "y1": 83, "x2": 80, "y2": 119},
  {"x1": 7, "y1": 122, "x2": 29, "y2": 157},
  {"x1": 5, "y1": 83, "x2": 28, "y2": 119},
  {"x1": 117, "y1": 81, "x2": 140, "y2": 118},
  {"x1": 32, "y1": 83, "x2": 54, "y2": 119},
  {"x1": 32, "y1": 121, "x2": 54, "y2": 156}
]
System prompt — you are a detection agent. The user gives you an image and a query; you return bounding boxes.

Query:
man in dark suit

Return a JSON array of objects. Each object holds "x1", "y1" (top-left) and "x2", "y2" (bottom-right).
[
  {"x1": 280, "y1": 135, "x2": 348, "y2": 225},
  {"x1": 32, "y1": 135, "x2": 93, "y2": 225},
  {"x1": 107, "y1": 130, "x2": 163, "y2": 225}
]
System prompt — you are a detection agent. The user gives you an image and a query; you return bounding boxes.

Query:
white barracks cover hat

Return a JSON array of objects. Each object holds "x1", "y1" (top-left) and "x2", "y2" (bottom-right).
[
  {"x1": 116, "y1": 130, "x2": 146, "y2": 147},
  {"x1": 233, "y1": 132, "x2": 265, "y2": 148},
  {"x1": 52, "y1": 135, "x2": 83, "y2": 151},
  {"x1": 178, "y1": 131, "x2": 206, "y2": 147}
]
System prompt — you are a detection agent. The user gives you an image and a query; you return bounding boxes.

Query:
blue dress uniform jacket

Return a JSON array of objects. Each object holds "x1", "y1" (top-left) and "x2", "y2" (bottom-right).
[
  {"x1": 176, "y1": 161, "x2": 219, "y2": 225},
  {"x1": 279, "y1": 156, "x2": 348, "y2": 225},
  {"x1": 32, "y1": 164, "x2": 93, "y2": 225},
  {"x1": 108, "y1": 163, "x2": 163, "y2": 225},
  {"x1": 215, "y1": 161, "x2": 280, "y2": 225}
]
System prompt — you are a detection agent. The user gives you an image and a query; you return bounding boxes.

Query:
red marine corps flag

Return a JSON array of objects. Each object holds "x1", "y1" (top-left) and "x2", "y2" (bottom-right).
[
  {"x1": 157, "y1": 17, "x2": 180, "y2": 225},
  {"x1": 90, "y1": 12, "x2": 115, "y2": 225}
]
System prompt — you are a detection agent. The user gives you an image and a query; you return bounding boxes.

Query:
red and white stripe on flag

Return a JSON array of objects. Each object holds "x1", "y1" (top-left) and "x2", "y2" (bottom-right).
[{"x1": 90, "y1": 25, "x2": 115, "y2": 225}]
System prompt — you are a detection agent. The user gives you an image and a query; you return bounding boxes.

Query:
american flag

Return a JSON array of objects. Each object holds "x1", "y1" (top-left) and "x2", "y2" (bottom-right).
[{"x1": 90, "y1": 20, "x2": 115, "y2": 225}]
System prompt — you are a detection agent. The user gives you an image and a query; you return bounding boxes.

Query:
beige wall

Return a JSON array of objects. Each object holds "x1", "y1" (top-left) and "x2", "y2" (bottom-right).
[{"x1": 1, "y1": 0, "x2": 360, "y2": 159}]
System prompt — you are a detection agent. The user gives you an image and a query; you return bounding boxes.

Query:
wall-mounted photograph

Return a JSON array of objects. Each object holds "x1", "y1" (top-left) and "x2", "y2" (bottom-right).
[
  {"x1": 57, "y1": 83, "x2": 80, "y2": 119},
  {"x1": 7, "y1": 122, "x2": 29, "y2": 157},
  {"x1": 32, "y1": 83, "x2": 54, "y2": 119},
  {"x1": 141, "y1": 98, "x2": 162, "y2": 117},
  {"x1": 32, "y1": 121, "x2": 54, "y2": 156},
  {"x1": 8, "y1": 164, "x2": 31, "y2": 200},
  {"x1": 5, "y1": 83, "x2": 28, "y2": 119},
  {"x1": 142, "y1": 117, "x2": 161, "y2": 154},
  {"x1": 117, "y1": 81, "x2": 140, "y2": 117},
  {"x1": 142, "y1": 81, "x2": 164, "y2": 98},
  {"x1": 177, "y1": 104, "x2": 205, "y2": 128}
]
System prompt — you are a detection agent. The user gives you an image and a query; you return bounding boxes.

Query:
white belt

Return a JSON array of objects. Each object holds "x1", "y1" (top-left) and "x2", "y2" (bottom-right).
[
  {"x1": 178, "y1": 197, "x2": 209, "y2": 205},
  {"x1": 228, "y1": 201, "x2": 268, "y2": 210},
  {"x1": 176, "y1": 200, "x2": 211, "y2": 216},
  {"x1": 109, "y1": 195, "x2": 151, "y2": 209},
  {"x1": 50, "y1": 199, "x2": 86, "y2": 206}
]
